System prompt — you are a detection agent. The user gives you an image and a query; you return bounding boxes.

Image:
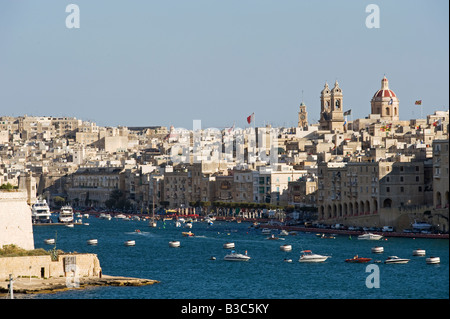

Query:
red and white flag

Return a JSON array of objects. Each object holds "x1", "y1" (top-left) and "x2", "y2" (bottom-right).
[{"x1": 247, "y1": 112, "x2": 254, "y2": 124}]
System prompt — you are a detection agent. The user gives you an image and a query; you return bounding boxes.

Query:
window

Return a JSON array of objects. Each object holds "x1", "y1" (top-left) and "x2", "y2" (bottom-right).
[
  {"x1": 416, "y1": 176, "x2": 419, "y2": 182},
  {"x1": 400, "y1": 176, "x2": 404, "y2": 182},
  {"x1": 386, "y1": 187, "x2": 390, "y2": 193},
  {"x1": 400, "y1": 187, "x2": 404, "y2": 192}
]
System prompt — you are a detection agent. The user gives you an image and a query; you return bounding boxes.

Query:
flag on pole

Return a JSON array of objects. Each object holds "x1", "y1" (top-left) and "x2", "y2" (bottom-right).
[
  {"x1": 388, "y1": 98, "x2": 393, "y2": 105},
  {"x1": 415, "y1": 100, "x2": 422, "y2": 105},
  {"x1": 227, "y1": 123, "x2": 235, "y2": 133},
  {"x1": 247, "y1": 112, "x2": 255, "y2": 124},
  {"x1": 343, "y1": 109, "x2": 351, "y2": 116}
]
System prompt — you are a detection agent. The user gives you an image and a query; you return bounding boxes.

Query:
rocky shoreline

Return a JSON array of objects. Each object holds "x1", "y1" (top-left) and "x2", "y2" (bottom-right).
[{"x1": 0, "y1": 275, "x2": 159, "y2": 296}]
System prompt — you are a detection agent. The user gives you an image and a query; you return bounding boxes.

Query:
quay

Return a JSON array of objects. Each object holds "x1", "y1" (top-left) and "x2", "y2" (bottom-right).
[{"x1": 257, "y1": 223, "x2": 449, "y2": 239}]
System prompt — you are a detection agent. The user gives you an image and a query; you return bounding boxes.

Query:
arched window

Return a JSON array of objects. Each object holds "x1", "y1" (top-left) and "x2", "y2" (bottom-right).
[{"x1": 386, "y1": 107, "x2": 390, "y2": 116}]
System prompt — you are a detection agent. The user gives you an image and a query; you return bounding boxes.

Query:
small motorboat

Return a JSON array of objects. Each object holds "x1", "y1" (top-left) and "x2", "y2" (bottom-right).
[
  {"x1": 371, "y1": 246, "x2": 384, "y2": 254},
  {"x1": 87, "y1": 239, "x2": 98, "y2": 245},
  {"x1": 65, "y1": 224, "x2": 74, "y2": 228},
  {"x1": 223, "y1": 242, "x2": 235, "y2": 249},
  {"x1": 412, "y1": 249, "x2": 426, "y2": 256},
  {"x1": 345, "y1": 255, "x2": 372, "y2": 263},
  {"x1": 261, "y1": 228, "x2": 271, "y2": 235},
  {"x1": 299, "y1": 250, "x2": 329, "y2": 263},
  {"x1": 284, "y1": 258, "x2": 293, "y2": 263},
  {"x1": 267, "y1": 234, "x2": 281, "y2": 240},
  {"x1": 426, "y1": 256, "x2": 440, "y2": 264},
  {"x1": 224, "y1": 251, "x2": 251, "y2": 262},
  {"x1": 210, "y1": 256, "x2": 216, "y2": 261},
  {"x1": 169, "y1": 241, "x2": 180, "y2": 248},
  {"x1": 182, "y1": 231, "x2": 195, "y2": 237},
  {"x1": 280, "y1": 244, "x2": 292, "y2": 252},
  {"x1": 358, "y1": 233, "x2": 383, "y2": 240},
  {"x1": 124, "y1": 240, "x2": 136, "y2": 246},
  {"x1": 279, "y1": 230, "x2": 289, "y2": 236},
  {"x1": 384, "y1": 256, "x2": 410, "y2": 264},
  {"x1": 44, "y1": 239, "x2": 55, "y2": 245}
]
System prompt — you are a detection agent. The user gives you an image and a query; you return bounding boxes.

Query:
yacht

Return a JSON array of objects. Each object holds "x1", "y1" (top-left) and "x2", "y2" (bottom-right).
[
  {"x1": 58, "y1": 206, "x2": 74, "y2": 223},
  {"x1": 87, "y1": 239, "x2": 98, "y2": 245},
  {"x1": 224, "y1": 251, "x2": 251, "y2": 262},
  {"x1": 31, "y1": 199, "x2": 52, "y2": 224},
  {"x1": 299, "y1": 250, "x2": 329, "y2": 263},
  {"x1": 358, "y1": 233, "x2": 383, "y2": 240},
  {"x1": 384, "y1": 256, "x2": 410, "y2": 264}
]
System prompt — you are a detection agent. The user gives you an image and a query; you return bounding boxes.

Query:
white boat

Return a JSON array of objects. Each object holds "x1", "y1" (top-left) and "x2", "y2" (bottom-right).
[
  {"x1": 411, "y1": 220, "x2": 432, "y2": 230},
  {"x1": 371, "y1": 246, "x2": 384, "y2": 254},
  {"x1": 224, "y1": 251, "x2": 251, "y2": 262},
  {"x1": 384, "y1": 256, "x2": 410, "y2": 264},
  {"x1": 58, "y1": 206, "x2": 74, "y2": 223},
  {"x1": 175, "y1": 221, "x2": 181, "y2": 228},
  {"x1": 284, "y1": 258, "x2": 293, "y2": 263},
  {"x1": 299, "y1": 250, "x2": 329, "y2": 263},
  {"x1": 185, "y1": 222, "x2": 193, "y2": 229},
  {"x1": 115, "y1": 214, "x2": 127, "y2": 219},
  {"x1": 279, "y1": 230, "x2": 289, "y2": 236},
  {"x1": 426, "y1": 256, "x2": 440, "y2": 264},
  {"x1": 280, "y1": 244, "x2": 292, "y2": 252},
  {"x1": 358, "y1": 233, "x2": 383, "y2": 240},
  {"x1": 87, "y1": 239, "x2": 98, "y2": 245},
  {"x1": 99, "y1": 213, "x2": 112, "y2": 220},
  {"x1": 83, "y1": 213, "x2": 90, "y2": 218},
  {"x1": 31, "y1": 199, "x2": 52, "y2": 224},
  {"x1": 44, "y1": 238, "x2": 55, "y2": 245},
  {"x1": 149, "y1": 220, "x2": 157, "y2": 227},
  {"x1": 169, "y1": 241, "x2": 180, "y2": 248},
  {"x1": 223, "y1": 242, "x2": 235, "y2": 249},
  {"x1": 261, "y1": 228, "x2": 271, "y2": 235},
  {"x1": 412, "y1": 249, "x2": 426, "y2": 256},
  {"x1": 124, "y1": 240, "x2": 136, "y2": 246},
  {"x1": 65, "y1": 223, "x2": 74, "y2": 228}
]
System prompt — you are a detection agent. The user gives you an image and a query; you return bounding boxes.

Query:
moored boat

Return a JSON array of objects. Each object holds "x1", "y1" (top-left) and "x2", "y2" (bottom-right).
[
  {"x1": 371, "y1": 246, "x2": 384, "y2": 254},
  {"x1": 224, "y1": 251, "x2": 251, "y2": 262},
  {"x1": 223, "y1": 242, "x2": 235, "y2": 249},
  {"x1": 124, "y1": 240, "x2": 136, "y2": 246},
  {"x1": 87, "y1": 239, "x2": 98, "y2": 245},
  {"x1": 44, "y1": 238, "x2": 55, "y2": 245},
  {"x1": 299, "y1": 250, "x2": 329, "y2": 263},
  {"x1": 358, "y1": 233, "x2": 383, "y2": 240},
  {"x1": 169, "y1": 241, "x2": 180, "y2": 248},
  {"x1": 345, "y1": 255, "x2": 372, "y2": 263},
  {"x1": 384, "y1": 256, "x2": 410, "y2": 264},
  {"x1": 412, "y1": 249, "x2": 426, "y2": 256},
  {"x1": 182, "y1": 231, "x2": 195, "y2": 237},
  {"x1": 280, "y1": 244, "x2": 292, "y2": 252},
  {"x1": 426, "y1": 256, "x2": 440, "y2": 264},
  {"x1": 58, "y1": 205, "x2": 74, "y2": 223},
  {"x1": 31, "y1": 199, "x2": 52, "y2": 224}
]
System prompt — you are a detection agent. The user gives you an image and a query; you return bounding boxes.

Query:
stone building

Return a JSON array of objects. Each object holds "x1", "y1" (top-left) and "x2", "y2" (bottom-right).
[{"x1": 319, "y1": 81, "x2": 345, "y2": 132}]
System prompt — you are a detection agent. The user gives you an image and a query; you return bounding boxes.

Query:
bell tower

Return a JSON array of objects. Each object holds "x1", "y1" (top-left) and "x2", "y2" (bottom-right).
[
  {"x1": 320, "y1": 82, "x2": 331, "y2": 130},
  {"x1": 298, "y1": 101, "x2": 308, "y2": 129}
]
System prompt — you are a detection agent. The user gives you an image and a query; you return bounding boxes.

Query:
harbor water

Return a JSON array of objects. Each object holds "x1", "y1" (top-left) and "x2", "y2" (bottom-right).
[{"x1": 29, "y1": 216, "x2": 448, "y2": 299}]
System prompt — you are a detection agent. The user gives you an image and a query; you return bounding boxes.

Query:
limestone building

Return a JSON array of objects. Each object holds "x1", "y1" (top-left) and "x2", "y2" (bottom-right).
[{"x1": 298, "y1": 101, "x2": 308, "y2": 129}]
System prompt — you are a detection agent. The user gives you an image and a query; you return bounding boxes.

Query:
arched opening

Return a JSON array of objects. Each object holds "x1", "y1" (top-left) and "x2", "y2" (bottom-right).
[
  {"x1": 386, "y1": 107, "x2": 390, "y2": 116},
  {"x1": 383, "y1": 198, "x2": 392, "y2": 208},
  {"x1": 436, "y1": 191, "x2": 442, "y2": 208}
]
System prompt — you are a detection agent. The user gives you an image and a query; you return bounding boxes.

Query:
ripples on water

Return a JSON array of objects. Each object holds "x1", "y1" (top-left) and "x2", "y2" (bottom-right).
[{"x1": 30, "y1": 217, "x2": 449, "y2": 299}]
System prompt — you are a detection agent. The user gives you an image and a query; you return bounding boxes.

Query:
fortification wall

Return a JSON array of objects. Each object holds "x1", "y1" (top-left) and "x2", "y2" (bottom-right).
[{"x1": 0, "y1": 191, "x2": 35, "y2": 250}]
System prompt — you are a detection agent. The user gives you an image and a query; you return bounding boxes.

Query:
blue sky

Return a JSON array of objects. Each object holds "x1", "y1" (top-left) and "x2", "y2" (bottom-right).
[{"x1": 0, "y1": 0, "x2": 448, "y2": 129}]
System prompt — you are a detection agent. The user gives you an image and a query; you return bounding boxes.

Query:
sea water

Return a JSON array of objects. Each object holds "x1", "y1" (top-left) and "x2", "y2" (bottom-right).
[{"x1": 29, "y1": 216, "x2": 448, "y2": 299}]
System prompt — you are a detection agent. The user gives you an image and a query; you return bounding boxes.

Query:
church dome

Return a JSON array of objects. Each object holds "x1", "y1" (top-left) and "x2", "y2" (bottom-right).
[{"x1": 372, "y1": 76, "x2": 398, "y2": 100}]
